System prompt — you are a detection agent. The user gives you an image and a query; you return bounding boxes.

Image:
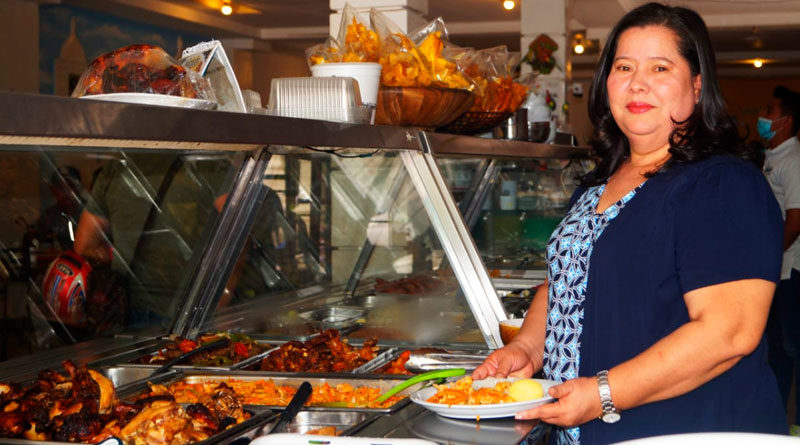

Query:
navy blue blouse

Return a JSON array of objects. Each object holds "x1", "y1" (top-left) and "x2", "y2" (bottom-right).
[{"x1": 546, "y1": 155, "x2": 787, "y2": 444}]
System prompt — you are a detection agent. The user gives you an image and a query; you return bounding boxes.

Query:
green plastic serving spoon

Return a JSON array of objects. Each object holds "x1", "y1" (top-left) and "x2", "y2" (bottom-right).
[{"x1": 317, "y1": 367, "x2": 466, "y2": 408}]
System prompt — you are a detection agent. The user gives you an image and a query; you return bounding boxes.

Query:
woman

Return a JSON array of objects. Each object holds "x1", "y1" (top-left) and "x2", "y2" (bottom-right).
[{"x1": 473, "y1": 3, "x2": 787, "y2": 444}]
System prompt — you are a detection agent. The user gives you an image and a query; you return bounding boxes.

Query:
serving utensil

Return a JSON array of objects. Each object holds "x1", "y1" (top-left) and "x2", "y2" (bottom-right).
[
  {"x1": 151, "y1": 338, "x2": 230, "y2": 376},
  {"x1": 405, "y1": 352, "x2": 487, "y2": 374},
  {"x1": 269, "y1": 381, "x2": 312, "y2": 434},
  {"x1": 316, "y1": 368, "x2": 466, "y2": 408}
]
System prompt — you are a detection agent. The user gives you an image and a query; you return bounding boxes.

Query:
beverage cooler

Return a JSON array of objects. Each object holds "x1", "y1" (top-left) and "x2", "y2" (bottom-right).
[{"x1": 0, "y1": 93, "x2": 589, "y2": 445}]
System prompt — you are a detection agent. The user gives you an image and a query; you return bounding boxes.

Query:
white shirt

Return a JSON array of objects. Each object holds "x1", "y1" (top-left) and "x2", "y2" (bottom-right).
[{"x1": 764, "y1": 136, "x2": 800, "y2": 279}]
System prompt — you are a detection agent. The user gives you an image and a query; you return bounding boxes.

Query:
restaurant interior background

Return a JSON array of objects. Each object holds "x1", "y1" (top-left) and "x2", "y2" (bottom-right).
[{"x1": 0, "y1": 0, "x2": 799, "y2": 358}]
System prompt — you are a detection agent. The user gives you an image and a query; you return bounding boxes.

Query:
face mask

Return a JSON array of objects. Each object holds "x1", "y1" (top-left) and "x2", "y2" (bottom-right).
[{"x1": 757, "y1": 117, "x2": 776, "y2": 140}]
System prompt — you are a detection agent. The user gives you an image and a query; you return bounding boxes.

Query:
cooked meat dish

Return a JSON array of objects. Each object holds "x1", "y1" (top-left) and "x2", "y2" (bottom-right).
[
  {"x1": 0, "y1": 361, "x2": 249, "y2": 444},
  {"x1": 138, "y1": 332, "x2": 269, "y2": 367},
  {"x1": 74, "y1": 44, "x2": 208, "y2": 99},
  {"x1": 259, "y1": 329, "x2": 378, "y2": 373}
]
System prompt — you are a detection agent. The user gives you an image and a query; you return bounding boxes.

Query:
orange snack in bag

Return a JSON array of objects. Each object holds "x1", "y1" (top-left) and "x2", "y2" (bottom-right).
[
  {"x1": 379, "y1": 33, "x2": 433, "y2": 87},
  {"x1": 343, "y1": 18, "x2": 380, "y2": 62},
  {"x1": 418, "y1": 31, "x2": 470, "y2": 90}
]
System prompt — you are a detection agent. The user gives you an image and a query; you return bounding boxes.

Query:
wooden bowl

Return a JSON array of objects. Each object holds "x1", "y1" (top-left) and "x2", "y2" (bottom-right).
[{"x1": 375, "y1": 86, "x2": 474, "y2": 128}]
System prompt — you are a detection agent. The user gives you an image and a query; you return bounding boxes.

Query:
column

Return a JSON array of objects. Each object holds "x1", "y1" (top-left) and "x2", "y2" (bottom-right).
[
  {"x1": 520, "y1": 0, "x2": 568, "y2": 123},
  {"x1": 329, "y1": 0, "x2": 428, "y2": 36}
]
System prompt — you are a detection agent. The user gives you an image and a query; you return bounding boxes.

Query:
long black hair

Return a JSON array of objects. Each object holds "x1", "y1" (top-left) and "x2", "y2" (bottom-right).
[{"x1": 581, "y1": 2, "x2": 749, "y2": 186}]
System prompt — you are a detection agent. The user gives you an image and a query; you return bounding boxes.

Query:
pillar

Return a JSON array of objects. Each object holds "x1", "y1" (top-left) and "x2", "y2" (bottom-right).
[
  {"x1": 329, "y1": 0, "x2": 428, "y2": 37},
  {"x1": 520, "y1": 0, "x2": 568, "y2": 124}
]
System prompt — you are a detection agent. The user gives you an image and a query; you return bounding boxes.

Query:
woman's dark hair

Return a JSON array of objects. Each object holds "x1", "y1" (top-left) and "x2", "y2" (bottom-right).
[{"x1": 581, "y1": 2, "x2": 748, "y2": 186}]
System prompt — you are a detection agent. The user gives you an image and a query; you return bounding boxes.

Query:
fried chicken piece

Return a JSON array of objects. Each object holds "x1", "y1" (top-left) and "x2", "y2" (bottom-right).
[
  {"x1": 49, "y1": 412, "x2": 104, "y2": 442},
  {"x1": 0, "y1": 410, "x2": 27, "y2": 437},
  {"x1": 119, "y1": 400, "x2": 189, "y2": 445},
  {"x1": 88, "y1": 370, "x2": 116, "y2": 414},
  {"x1": 185, "y1": 404, "x2": 218, "y2": 436},
  {"x1": 200, "y1": 383, "x2": 246, "y2": 423}
]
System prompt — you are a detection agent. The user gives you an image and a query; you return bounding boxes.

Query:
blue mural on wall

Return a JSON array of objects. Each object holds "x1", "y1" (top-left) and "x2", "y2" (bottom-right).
[{"x1": 39, "y1": 4, "x2": 210, "y2": 94}]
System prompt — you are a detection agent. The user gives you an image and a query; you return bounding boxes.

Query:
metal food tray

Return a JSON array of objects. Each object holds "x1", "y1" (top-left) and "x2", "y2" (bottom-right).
[
  {"x1": 156, "y1": 371, "x2": 422, "y2": 413},
  {"x1": 0, "y1": 407, "x2": 277, "y2": 445},
  {"x1": 258, "y1": 343, "x2": 391, "y2": 375},
  {"x1": 130, "y1": 340, "x2": 277, "y2": 371},
  {"x1": 254, "y1": 410, "x2": 379, "y2": 437}
]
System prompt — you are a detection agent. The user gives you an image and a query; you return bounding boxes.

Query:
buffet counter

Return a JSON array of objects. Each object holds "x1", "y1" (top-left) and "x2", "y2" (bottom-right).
[{"x1": 0, "y1": 92, "x2": 586, "y2": 444}]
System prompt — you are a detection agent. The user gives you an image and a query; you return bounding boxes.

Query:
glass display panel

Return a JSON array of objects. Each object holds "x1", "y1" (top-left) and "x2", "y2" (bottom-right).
[
  {"x1": 438, "y1": 158, "x2": 591, "y2": 274},
  {"x1": 0, "y1": 146, "x2": 244, "y2": 360},
  {"x1": 208, "y1": 148, "x2": 485, "y2": 347}
]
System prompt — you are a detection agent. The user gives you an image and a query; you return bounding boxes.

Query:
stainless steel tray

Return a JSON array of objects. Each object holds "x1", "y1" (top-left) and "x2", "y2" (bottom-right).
[
  {"x1": 130, "y1": 340, "x2": 277, "y2": 371},
  {"x1": 254, "y1": 410, "x2": 378, "y2": 436},
  {"x1": 297, "y1": 306, "x2": 365, "y2": 330},
  {"x1": 156, "y1": 371, "x2": 421, "y2": 413}
]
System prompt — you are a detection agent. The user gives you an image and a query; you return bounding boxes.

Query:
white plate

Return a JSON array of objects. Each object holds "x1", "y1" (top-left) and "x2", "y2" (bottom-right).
[
  {"x1": 81, "y1": 93, "x2": 216, "y2": 110},
  {"x1": 410, "y1": 377, "x2": 557, "y2": 420}
]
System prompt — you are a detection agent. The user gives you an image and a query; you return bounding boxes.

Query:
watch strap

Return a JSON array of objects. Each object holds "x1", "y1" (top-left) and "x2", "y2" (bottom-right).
[{"x1": 596, "y1": 369, "x2": 620, "y2": 423}]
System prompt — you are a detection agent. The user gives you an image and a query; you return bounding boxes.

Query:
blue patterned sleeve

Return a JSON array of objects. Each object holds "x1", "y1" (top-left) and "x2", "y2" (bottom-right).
[{"x1": 674, "y1": 158, "x2": 783, "y2": 293}]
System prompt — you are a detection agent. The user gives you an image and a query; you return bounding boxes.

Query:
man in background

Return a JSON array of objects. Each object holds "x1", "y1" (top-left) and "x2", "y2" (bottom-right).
[{"x1": 761, "y1": 85, "x2": 800, "y2": 432}]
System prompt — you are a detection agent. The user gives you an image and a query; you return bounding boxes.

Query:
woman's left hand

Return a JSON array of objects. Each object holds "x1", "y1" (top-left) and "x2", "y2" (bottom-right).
[{"x1": 514, "y1": 377, "x2": 604, "y2": 427}]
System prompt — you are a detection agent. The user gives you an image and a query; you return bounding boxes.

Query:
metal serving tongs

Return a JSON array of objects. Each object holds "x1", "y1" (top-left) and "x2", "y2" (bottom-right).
[{"x1": 404, "y1": 352, "x2": 488, "y2": 374}]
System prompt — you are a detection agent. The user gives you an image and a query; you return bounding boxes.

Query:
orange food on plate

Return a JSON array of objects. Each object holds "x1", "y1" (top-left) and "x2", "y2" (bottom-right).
[
  {"x1": 426, "y1": 377, "x2": 514, "y2": 405},
  {"x1": 163, "y1": 379, "x2": 402, "y2": 408}
]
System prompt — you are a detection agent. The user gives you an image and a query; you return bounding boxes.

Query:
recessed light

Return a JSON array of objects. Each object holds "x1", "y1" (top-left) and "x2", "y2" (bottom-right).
[
  {"x1": 503, "y1": 0, "x2": 515, "y2": 10},
  {"x1": 753, "y1": 59, "x2": 763, "y2": 68},
  {"x1": 221, "y1": 1, "x2": 233, "y2": 15}
]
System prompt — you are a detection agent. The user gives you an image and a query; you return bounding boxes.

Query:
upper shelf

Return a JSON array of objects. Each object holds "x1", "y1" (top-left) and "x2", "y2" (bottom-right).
[{"x1": 0, "y1": 92, "x2": 591, "y2": 159}]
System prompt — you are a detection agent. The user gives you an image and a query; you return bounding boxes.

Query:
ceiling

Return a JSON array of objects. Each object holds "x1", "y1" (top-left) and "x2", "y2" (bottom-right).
[{"x1": 58, "y1": 0, "x2": 800, "y2": 77}]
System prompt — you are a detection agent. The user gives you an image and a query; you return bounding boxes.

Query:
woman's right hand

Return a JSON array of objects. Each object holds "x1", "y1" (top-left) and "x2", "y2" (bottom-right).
[{"x1": 472, "y1": 341, "x2": 541, "y2": 380}]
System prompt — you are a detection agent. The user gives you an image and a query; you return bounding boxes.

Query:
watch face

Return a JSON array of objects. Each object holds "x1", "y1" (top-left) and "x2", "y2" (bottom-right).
[{"x1": 602, "y1": 412, "x2": 621, "y2": 424}]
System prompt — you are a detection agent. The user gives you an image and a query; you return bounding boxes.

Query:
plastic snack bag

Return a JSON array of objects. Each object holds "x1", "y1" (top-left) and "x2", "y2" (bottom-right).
[
  {"x1": 371, "y1": 8, "x2": 432, "y2": 87},
  {"x1": 306, "y1": 36, "x2": 344, "y2": 67},
  {"x1": 411, "y1": 17, "x2": 471, "y2": 90},
  {"x1": 338, "y1": 3, "x2": 380, "y2": 63}
]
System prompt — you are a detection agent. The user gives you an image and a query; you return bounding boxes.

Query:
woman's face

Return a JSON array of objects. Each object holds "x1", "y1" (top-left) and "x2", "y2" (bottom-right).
[{"x1": 606, "y1": 25, "x2": 701, "y2": 152}]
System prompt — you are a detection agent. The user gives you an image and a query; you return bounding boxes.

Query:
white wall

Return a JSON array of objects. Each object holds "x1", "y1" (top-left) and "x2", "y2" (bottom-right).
[{"x1": 0, "y1": 0, "x2": 39, "y2": 93}]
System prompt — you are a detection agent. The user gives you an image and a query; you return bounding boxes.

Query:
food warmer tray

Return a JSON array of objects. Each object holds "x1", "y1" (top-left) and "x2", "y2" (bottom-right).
[
  {"x1": 254, "y1": 410, "x2": 381, "y2": 437},
  {"x1": 0, "y1": 408, "x2": 278, "y2": 445},
  {"x1": 142, "y1": 370, "x2": 426, "y2": 414}
]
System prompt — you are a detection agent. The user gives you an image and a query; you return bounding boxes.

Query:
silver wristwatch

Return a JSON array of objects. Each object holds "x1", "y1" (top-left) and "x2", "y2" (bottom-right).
[{"x1": 596, "y1": 370, "x2": 621, "y2": 423}]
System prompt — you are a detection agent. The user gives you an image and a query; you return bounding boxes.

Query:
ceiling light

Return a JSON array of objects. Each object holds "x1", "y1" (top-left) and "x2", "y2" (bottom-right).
[
  {"x1": 502, "y1": 0, "x2": 515, "y2": 10},
  {"x1": 221, "y1": 1, "x2": 232, "y2": 15},
  {"x1": 573, "y1": 43, "x2": 585, "y2": 54},
  {"x1": 753, "y1": 59, "x2": 763, "y2": 68}
]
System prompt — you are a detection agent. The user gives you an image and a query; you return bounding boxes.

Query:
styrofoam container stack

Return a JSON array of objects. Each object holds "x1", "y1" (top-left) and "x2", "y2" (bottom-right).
[{"x1": 267, "y1": 77, "x2": 372, "y2": 124}]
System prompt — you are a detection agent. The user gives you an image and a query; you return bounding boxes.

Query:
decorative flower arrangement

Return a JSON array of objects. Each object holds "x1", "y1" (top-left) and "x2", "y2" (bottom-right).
[{"x1": 523, "y1": 34, "x2": 561, "y2": 75}]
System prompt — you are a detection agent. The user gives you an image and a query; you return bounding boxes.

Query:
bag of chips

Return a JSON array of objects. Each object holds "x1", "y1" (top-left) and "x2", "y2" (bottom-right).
[{"x1": 371, "y1": 8, "x2": 433, "y2": 87}]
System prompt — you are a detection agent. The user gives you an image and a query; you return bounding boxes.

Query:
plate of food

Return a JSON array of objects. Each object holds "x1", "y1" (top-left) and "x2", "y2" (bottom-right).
[
  {"x1": 410, "y1": 376, "x2": 557, "y2": 419},
  {"x1": 81, "y1": 93, "x2": 216, "y2": 109}
]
